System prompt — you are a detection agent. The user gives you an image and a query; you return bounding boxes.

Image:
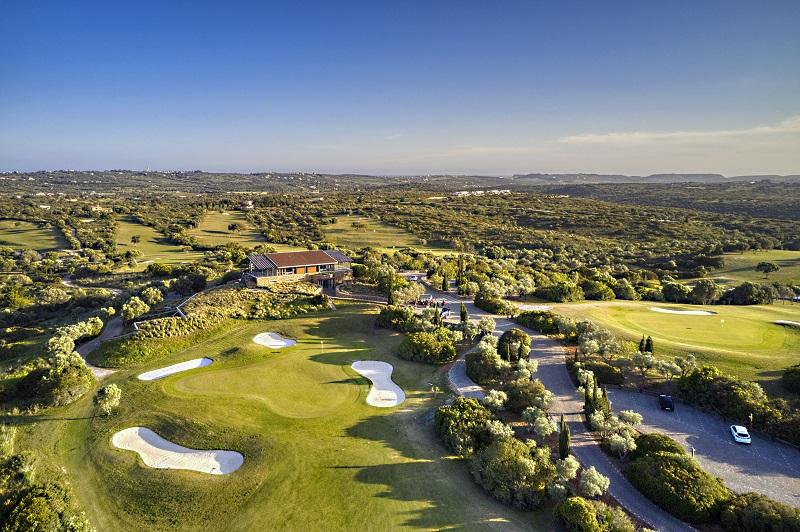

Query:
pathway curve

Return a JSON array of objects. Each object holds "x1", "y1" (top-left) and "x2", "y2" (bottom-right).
[
  {"x1": 425, "y1": 286, "x2": 694, "y2": 531},
  {"x1": 76, "y1": 316, "x2": 123, "y2": 379}
]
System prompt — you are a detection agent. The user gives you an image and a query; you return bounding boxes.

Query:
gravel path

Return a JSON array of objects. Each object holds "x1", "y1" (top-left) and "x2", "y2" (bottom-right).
[{"x1": 75, "y1": 316, "x2": 123, "y2": 378}]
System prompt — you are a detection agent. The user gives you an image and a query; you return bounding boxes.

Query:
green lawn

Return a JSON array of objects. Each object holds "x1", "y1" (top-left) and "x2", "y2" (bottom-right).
[
  {"x1": 323, "y1": 215, "x2": 451, "y2": 255},
  {"x1": 12, "y1": 304, "x2": 549, "y2": 530},
  {"x1": 0, "y1": 219, "x2": 67, "y2": 251},
  {"x1": 115, "y1": 216, "x2": 204, "y2": 271},
  {"x1": 550, "y1": 300, "x2": 800, "y2": 391},
  {"x1": 705, "y1": 250, "x2": 800, "y2": 286}
]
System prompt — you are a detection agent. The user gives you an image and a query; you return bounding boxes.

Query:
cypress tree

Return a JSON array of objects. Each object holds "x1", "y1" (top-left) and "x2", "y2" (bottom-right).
[
  {"x1": 441, "y1": 274, "x2": 448, "y2": 292},
  {"x1": 638, "y1": 336, "x2": 646, "y2": 352},
  {"x1": 460, "y1": 302, "x2": 468, "y2": 323},
  {"x1": 584, "y1": 385, "x2": 592, "y2": 415},
  {"x1": 559, "y1": 414, "x2": 571, "y2": 459},
  {"x1": 645, "y1": 335, "x2": 654, "y2": 354},
  {"x1": 386, "y1": 274, "x2": 395, "y2": 305}
]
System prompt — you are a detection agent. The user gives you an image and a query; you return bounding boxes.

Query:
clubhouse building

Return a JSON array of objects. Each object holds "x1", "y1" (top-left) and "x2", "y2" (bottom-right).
[{"x1": 244, "y1": 250, "x2": 352, "y2": 288}]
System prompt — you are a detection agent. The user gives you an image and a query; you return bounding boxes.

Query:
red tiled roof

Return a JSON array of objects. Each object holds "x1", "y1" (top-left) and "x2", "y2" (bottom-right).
[{"x1": 262, "y1": 250, "x2": 338, "y2": 268}]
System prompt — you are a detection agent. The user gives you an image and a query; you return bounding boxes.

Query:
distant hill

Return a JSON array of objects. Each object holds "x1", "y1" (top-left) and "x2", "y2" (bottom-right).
[{"x1": 510, "y1": 173, "x2": 800, "y2": 185}]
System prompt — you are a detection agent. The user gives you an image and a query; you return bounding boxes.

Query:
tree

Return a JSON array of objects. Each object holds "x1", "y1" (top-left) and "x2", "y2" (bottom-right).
[
  {"x1": 605, "y1": 433, "x2": 637, "y2": 459},
  {"x1": 654, "y1": 359, "x2": 680, "y2": 381},
  {"x1": 755, "y1": 261, "x2": 780, "y2": 279},
  {"x1": 227, "y1": 222, "x2": 242, "y2": 233},
  {"x1": 638, "y1": 336, "x2": 646, "y2": 353},
  {"x1": 556, "y1": 497, "x2": 601, "y2": 532},
  {"x1": 675, "y1": 354, "x2": 697, "y2": 378},
  {"x1": 121, "y1": 296, "x2": 150, "y2": 323},
  {"x1": 441, "y1": 273, "x2": 448, "y2": 291},
  {"x1": 434, "y1": 397, "x2": 493, "y2": 457},
  {"x1": 580, "y1": 466, "x2": 610, "y2": 498},
  {"x1": 559, "y1": 414, "x2": 571, "y2": 459},
  {"x1": 644, "y1": 336, "x2": 654, "y2": 354},
  {"x1": 94, "y1": 384, "x2": 122, "y2": 415},
  {"x1": 533, "y1": 415, "x2": 557, "y2": 442},
  {"x1": 482, "y1": 389, "x2": 507, "y2": 411},
  {"x1": 556, "y1": 455, "x2": 580, "y2": 481},
  {"x1": 478, "y1": 316, "x2": 496, "y2": 336},
  {"x1": 386, "y1": 274, "x2": 395, "y2": 305},
  {"x1": 141, "y1": 286, "x2": 163, "y2": 306},
  {"x1": 618, "y1": 410, "x2": 643, "y2": 426},
  {"x1": 130, "y1": 235, "x2": 141, "y2": 245},
  {"x1": 632, "y1": 351, "x2": 656, "y2": 380},
  {"x1": 460, "y1": 302, "x2": 468, "y2": 323},
  {"x1": 497, "y1": 328, "x2": 531, "y2": 362},
  {"x1": 690, "y1": 279, "x2": 720, "y2": 305}
]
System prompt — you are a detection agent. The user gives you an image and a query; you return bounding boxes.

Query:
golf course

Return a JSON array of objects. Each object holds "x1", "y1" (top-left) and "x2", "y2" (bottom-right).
[
  {"x1": 0, "y1": 219, "x2": 67, "y2": 251},
  {"x1": 702, "y1": 250, "x2": 800, "y2": 286},
  {"x1": 323, "y1": 215, "x2": 450, "y2": 255},
  {"x1": 550, "y1": 299, "x2": 800, "y2": 390},
  {"x1": 14, "y1": 303, "x2": 547, "y2": 530},
  {"x1": 115, "y1": 216, "x2": 204, "y2": 270}
]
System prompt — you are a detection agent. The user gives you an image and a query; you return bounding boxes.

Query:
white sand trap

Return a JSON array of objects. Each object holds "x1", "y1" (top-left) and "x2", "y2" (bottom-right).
[
  {"x1": 519, "y1": 304, "x2": 553, "y2": 311},
  {"x1": 111, "y1": 427, "x2": 243, "y2": 475},
  {"x1": 137, "y1": 358, "x2": 213, "y2": 381},
  {"x1": 775, "y1": 320, "x2": 800, "y2": 328},
  {"x1": 351, "y1": 360, "x2": 405, "y2": 408},
  {"x1": 253, "y1": 332, "x2": 296, "y2": 349},
  {"x1": 650, "y1": 307, "x2": 716, "y2": 316}
]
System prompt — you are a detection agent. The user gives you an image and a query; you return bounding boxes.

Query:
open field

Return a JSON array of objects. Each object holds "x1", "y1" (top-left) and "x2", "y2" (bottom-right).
[
  {"x1": 705, "y1": 250, "x2": 800, "y2": 285},
  {"x1": 0, "y1": 219, "x2": 67, "y2": 251},
  {"x1": 323, "y1": 215, "x2": 451, "y2": 254},
  {"x1": 115, "y1": 216, "x2": 204, "y2": 271},
  {"x1": 12, "y1": 303, "x2": 548, "y2": 530},
  {"x1": 186, "y1": 211, "x2": 305, "y2": 252},
  {"x1": 550, "y1": 300, "x2": 800, "y2": 391}
]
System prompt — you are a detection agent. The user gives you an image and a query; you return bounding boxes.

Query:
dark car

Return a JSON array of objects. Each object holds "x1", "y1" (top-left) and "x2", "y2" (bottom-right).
[{"x1": 659, "y1": 394, "x2": 674, "y2": 411}]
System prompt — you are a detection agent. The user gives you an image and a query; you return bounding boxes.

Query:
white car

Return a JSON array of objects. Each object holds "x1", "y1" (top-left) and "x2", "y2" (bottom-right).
[
  {"x1": 730, "y1": 425, "x2": 751, "y2": 444},
  {"x1": 408, "y1": 275, "x2": 419, "y2": 281}
]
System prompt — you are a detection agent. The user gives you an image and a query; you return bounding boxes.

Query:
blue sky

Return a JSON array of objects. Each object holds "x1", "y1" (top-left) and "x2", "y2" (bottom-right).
[{"x1": 1, "y1": 1, "x2": 798, "y2": 175}]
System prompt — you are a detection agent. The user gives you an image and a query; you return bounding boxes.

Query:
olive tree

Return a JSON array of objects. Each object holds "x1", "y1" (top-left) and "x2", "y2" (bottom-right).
[
  {"x1": 94, "y1": 384, "x2": 122, "y2": 416},
  {"x1": 580, "y1": 466, "x2": 610, "y2": 498}
]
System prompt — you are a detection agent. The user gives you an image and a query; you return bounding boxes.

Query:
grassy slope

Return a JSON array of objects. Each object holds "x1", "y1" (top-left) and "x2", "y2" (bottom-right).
[
  {"x1": 551, "y1": 300, "x2": 800, "y2": 391},
  {"x1": 14, "y1": 303, "x2": 549, "y2": 531},
  {"x1": 115, "y1": 216, "x2": 204, "y2": 271},
  {"x1": 187, "y1": 211, "x2": 304, "y2": 251},
  {"x1": 705, "y1": 251, "x2": 800, "y2": 286},
  {"x1": 0, "y1": 219, "x2": 66, "y2": 251},
  {"x1": 323, "y1": 215, "x2": 451, "y2": 255}
]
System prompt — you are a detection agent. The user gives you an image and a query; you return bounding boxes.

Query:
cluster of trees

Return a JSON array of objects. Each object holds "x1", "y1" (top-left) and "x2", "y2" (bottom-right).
[
  {"x1": 555, "y1": 496, "x2": 639, "y2": 532},
  {"x1": 0, "y1": 424, "x2": 93, "y2": 531},
  {"x1": 397, "y1": 328, "x2": 460, "y2": 364}
]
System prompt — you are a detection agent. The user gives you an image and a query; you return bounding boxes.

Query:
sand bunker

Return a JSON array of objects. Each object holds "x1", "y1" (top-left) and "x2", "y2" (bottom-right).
[
  {"x1": 518, "y1": 304, "x2": 552, "y2": 311},
  {"x1": 650, "y1": 307, "x2": 716, "y2": 316},
  {"x1": 137, "y1": 358, "x2": 213, "y2": 381},
  {"x1": 351, "y1": 360, "x2": 405, "y2": 408},
  {"x1": 775, "y1": 320, "x2": 800, "y2": 328},
  {"x1": 111, "y1": 427, "x2": 243, "y2": 475},
  {"x1": 253, "y1": 332, "x2": 296, "y2": 349}
]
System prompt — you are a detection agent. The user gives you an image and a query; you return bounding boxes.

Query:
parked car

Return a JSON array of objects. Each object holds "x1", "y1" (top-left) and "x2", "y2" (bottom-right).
[
  {"x1": 658, "y1": 394, "x2": 674, "y2": 411},
  {"x1": 730, "y1": 425, "x2": 752, "y2": 444},
  {"x1": 407, "y1": 275, "x2": 419, "y2": 281}
]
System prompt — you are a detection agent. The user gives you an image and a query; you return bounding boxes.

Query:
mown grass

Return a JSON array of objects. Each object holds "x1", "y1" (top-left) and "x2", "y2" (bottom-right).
[
  {"x1": 705, "y1": 250, "x2": 800, "y2": 286},
  {"x1": 11, "y1": 303, "x2": 550, "y2": 531},
  {"x1": 0, "y1": 219, "x2": 67, "y2": 251},
  {"x1": 550, "y1": 300, "x2": 800, "y2": 392},
  {"x1": 115, "y1": 216, "x2": 204, "y2": 271},
  {"x1": 323, "y1": 215, "x2": 451, "y2": 255}
]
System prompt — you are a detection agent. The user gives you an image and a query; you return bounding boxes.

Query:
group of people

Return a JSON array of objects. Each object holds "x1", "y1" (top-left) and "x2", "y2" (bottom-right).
[{"x1": 415, "y1": 296, "x2": 447, "y2": 308}]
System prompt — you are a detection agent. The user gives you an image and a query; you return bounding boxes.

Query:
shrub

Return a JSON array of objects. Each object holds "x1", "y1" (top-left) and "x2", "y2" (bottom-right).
[
  {"x1": 628, "y1": 433, "x2": 686, "y2": 462},
  {"x1": 434, "y1": 397, "x2": 493, "y2": 457},
  {"x1": 15, "y1": 354, "x2": 95, "y2": 407},
  {"x1": 720, "y1": 492, "x2": 800, "y2": 532},
  {"x1": 469, "y1": 437, "x2": 556, "y2": 510},
  {"x1": 626, "y1": 451, "x2": 731, "y2": 523},
  {"x1": 515, "y1": 310, "x2": 559, "y2": 334},
  {"x1": 582, "y1": 361, "x2": 624, "y2": 385},
  {"x1": 504, "y1": 378, "x2": 552, "y2": 415},
  {"x1": 496, "y1": 328, "x2": 531, "y2": 363},
  {"x1": 535, "y1": 282, "x2": 584, "y2": 303},
  {"x1": 375, "y1": 305, "x2": 416, "y2": 331},
  {"x1": 579, "y1": 466, "x2": 609, "y2": 498},
  {"x1": 592, "y1": 500, "x2": 636, "y2": 532},
  {"x1": 397, "y1": 328, "x2": 457, "y2": 364},
  {"x1": 782, "y1": 364, "x2": 800, "y2": 394},
  {"x1": 465, "y1": 338, "x2": 507, "y2": 385},
  {"x1": 556, "y1": 497, "x2": 601, "y2": 532},
  {"x1": 474, "y1": 292, "x2": 517, "y2": 316}
]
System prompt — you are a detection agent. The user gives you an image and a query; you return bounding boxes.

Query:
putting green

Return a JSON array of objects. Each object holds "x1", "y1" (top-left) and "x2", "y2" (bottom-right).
[
  {"x1": 17, "y1": 304, "x2": 547, "y2": 530},
  {"x1": 0, "y1": 219, "x2": 67, "y2": 251},
  {"x1": 551, "y1": 300, "x2": 800, "y2": 388},
  {"x1": 703, "y1": 250, "x2": 800, "y2": 286}
]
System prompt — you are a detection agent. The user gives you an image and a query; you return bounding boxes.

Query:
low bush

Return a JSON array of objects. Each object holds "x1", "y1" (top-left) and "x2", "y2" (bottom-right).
[
  {"x1": 515, "y1": 310, "x2": 559, "y2": 334},
  {"x1": 474, "y1": 292, "x2": 517, "y2": 316},
  {"x1": 496, "y1": 328, "x2": 531, "y2": 363},
  {"x1": 720, "y1": 492, "x2": 800, "y2": 532},
  {"x1": 465, "y1": 337, "x2": 506, "y2": 385},
  {"x1": 627, "y1": 433, "x2": 686, "y2": 462},
  {"x1": 556, "y1": 497, "x2": 601, "y2": 532},
  {"x1": 782, "y1": 364, "x2": 800, "y2": 394},
  {"x1": 504, "y1": 378, "x2": 551, "y2": 415},
  {"x1": 397, "y1": 328, "x2": 457, "y2": 364},
  {"x1": 434, "y1": 397, "x2": 493, "y2": 457},
  {"x1": 626, "y1": 451, "x2": 730, "y2": 523}
]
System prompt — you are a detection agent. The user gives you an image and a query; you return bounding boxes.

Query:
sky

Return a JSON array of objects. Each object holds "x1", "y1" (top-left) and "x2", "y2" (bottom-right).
[{"x1": 1, "y1": 0, "x2": 799, "y2": 176}]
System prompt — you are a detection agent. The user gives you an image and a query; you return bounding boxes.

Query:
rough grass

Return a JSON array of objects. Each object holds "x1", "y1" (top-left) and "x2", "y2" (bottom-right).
[
  {"x1": 115, "y1": 216, "x2": 204, "y2": 271},
  {"x1": 0, "y1": 219, "x2": 66, "y2": 251},
  {"x1": 551, "y1": 300, "x2": 800, "y2": 392},
  {"x1": 323, "y1": 215, "x2": 451, "y2": 254},
  {"x1": 187, "y1": 211, "x2": 305, "y2": 251},
  {"x1": 705, "y1": 251, "x2": 800, "y2": 286},
  {"x1": 10, "y1": 303, "x2": 550, "y2": 531}
]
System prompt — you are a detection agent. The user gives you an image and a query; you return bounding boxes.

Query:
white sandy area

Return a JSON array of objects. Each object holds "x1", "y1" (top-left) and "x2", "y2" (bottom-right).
[
  {"x1": 111, "y1": 427, "x2": 243, "y2": 475},
  {"x1": 253, "y1": 332, "x2": 296, "y2": 348},
  {"x1": 351, "y1": 360, "x2": 405, "y2": 407},
  {"x1": 518, "y1": 304, "x2": 553, "y2": 311},
  {"x1": 137, "y1": 358, "x2": 213, "y2": 381},
  {"x1": 775, "y1": 320, "x2": 800, "y2": 327},
  {"x1": 650, "y1": 307, "x2": 716, "y2": 316}
]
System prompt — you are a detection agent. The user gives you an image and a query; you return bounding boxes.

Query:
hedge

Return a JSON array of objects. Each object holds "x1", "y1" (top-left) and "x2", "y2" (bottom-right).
[
  {"x1": 720, "y1": 492, "x2": 800, "y2": 532},
  {"x1": 627, "y1": 433, "x2": 686, "y2": 462},
  {"x1": 434, "y1": 397, "x2": 493, "y2": 457}
]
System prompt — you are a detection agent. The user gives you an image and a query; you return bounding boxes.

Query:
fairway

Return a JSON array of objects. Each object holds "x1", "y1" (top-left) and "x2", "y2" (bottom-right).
[
  {"x1": 323, "y1": 215, "x2": 451, "y2": 254},
  {"x1": 16, "y1": 304, "x2": 548, "y2": 531},
  {"x1": 187, "y1": 211, "x2": 305, "y2": 252},
  {"x1": 0, "y1": 219, "x2": 66, "y2": 251},
  {"x1": 115, "y1": 216, "x2": 204, "y2": 271},
  {"x1": 706, "y1": 251, "x2": 800, "y2": 285},
  {"x1": 551, "y1": 300, "x2": 800, "y2": 389}
]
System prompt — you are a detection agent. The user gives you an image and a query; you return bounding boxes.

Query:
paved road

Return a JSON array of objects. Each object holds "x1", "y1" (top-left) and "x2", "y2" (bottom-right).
[
  {"x1": 75, "y1": 316, "x2": 123, "y2": 379},
  {"x1": 609, "y1": 389, "x2": 800, "y2": 508},
  {"x1": 424, "y1": 286, "x2": 694, "y2": 531}
]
